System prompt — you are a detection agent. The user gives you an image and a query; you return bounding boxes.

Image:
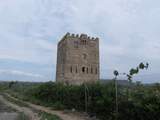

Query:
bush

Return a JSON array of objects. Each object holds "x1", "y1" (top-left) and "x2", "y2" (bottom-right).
[{"x1": 8, "y1": 81, "x2": 160, "y2": 120}]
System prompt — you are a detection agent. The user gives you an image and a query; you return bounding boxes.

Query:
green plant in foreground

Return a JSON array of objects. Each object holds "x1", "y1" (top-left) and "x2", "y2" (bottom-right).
[
  {"x1": 113, "y1": 62, "x2": 149, "y2": 119},
  {"x1": 39, "y1": 112, "x2": 61, "y2": 120},
  {"x1": 113, "y1": 70, "x2": 119, "y2": 120},
  {"x1": 17, "y1": 112, "x2": 29, "y2": 120}
]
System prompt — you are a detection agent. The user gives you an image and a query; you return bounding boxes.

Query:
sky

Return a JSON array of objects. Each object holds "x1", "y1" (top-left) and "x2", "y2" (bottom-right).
[{"x1": 0, "y1": 0, "x2": 160, "y2": 83}]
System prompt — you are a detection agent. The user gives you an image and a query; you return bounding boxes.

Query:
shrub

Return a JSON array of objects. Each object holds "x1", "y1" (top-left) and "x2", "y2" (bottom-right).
[{"x1": 7, "y1": 81, "x2": 160, "y2": 120}]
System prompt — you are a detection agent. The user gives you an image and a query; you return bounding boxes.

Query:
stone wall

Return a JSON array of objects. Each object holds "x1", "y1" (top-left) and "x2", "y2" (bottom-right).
[{"x1": 56, "y1": 33, "x2": 100, "y2": 85}]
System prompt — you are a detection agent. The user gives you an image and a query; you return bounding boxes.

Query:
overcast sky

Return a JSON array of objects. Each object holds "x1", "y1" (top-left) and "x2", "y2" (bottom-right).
[{"x1": 0, "y1": 0, "x2": 160, "y2": 83}]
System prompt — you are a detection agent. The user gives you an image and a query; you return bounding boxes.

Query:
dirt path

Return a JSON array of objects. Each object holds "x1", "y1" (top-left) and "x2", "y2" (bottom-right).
[
  {"x1": 0, "y1": 113, "x2": 18, "y2": 120},
  {"x1": 0, "y1": 99, "x2": 18, "y2": 120},
  {"x1": 5, "y1": 93, "x2": 96, "y2": 120},
  {"x1": 0, "y1": 95, "x2": 40, "y2": 120}
]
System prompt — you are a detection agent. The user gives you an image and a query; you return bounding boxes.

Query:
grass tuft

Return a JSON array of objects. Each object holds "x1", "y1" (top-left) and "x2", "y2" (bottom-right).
[{"x1": 39, "y1": 112, "x2": 62, "y2": 120}]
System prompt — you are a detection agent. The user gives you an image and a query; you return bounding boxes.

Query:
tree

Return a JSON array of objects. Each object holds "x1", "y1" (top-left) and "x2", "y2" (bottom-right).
[
  {"x1": 113, "y1": 62, "x2": 149, "y2": 119},
  {"x1": 113, "y1": 70, "x2": 119, "y2": 120}
]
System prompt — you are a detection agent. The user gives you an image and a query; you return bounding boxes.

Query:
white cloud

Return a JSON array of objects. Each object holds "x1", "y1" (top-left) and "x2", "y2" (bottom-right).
[
  {"x1": 0, "y1": 69, "x2": 44, "y2": 78},
  {"x1": 36, "y1": 39, "x2": 56, "y2": 51}
]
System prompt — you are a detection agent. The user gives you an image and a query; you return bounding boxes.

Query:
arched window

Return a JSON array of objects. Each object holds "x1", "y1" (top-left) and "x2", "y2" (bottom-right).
[
  {"x1": 70, "y1": 66, "x2": 72, "y2": 73},
  {"x1": 82, "y1": 67, "x2": 85, "y2": 73}
]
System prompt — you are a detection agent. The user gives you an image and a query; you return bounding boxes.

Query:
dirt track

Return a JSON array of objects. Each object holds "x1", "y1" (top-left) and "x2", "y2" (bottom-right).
[
  {"x1": 5, "y1": 93, "x2": 96, "y2": 120},
  {"x1": 0, "y1": 95, "x2": 40, "y2": 120},
  {"x1": 0, "y1": 99, "x2": 18, "y2": 120}
]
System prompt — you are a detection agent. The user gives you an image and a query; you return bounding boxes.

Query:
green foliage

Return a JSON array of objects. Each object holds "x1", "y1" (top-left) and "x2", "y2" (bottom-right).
[
  {"x1": 112, "y1": 62, "x2": 150, "y2": 119},
  {"x1": 129, "y1": 67, "x2": 139, "y2": 76},
  {"x1": 8, "y1": 81, "x2": 18, "y2": 88},
  {"x1": 115, "y1": 62, "x2": 150, "y2": 82},
  {"x1": 17, "y1": 112, "x2": 29, "y2": 120},
  {"x1": 129, "y1": 62, "x2": 149, "y2": 81},
  {"x1": 39, "y1": 112, "x2": 61, "y2": 120},
  {"x1": 4, "y1": 80, "x2": 160, "y2": 120},
  {"x1": 52, "y1": 101, "x2": 65, "y2": 110},
  {"x1": 0, "y1": 82, "x2": 9, "y2": 92},
  {"x1": 113, "y1": 70, "x2": 119, "y2": 77}
]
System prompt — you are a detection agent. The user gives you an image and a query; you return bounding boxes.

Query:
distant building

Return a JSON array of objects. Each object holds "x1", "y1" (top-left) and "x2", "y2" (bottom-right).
[{"x1": 56, "y1": 33, "x2": 100, "y2": 85}]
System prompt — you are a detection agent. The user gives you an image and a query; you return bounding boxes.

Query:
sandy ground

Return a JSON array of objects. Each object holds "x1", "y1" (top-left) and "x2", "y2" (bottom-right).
[
  {"x1": 0, "y1": 113, "x2": 18, "y2": 120},
  {"x1": 0, "y1": 97, "x2": 18, "y2": 120}
]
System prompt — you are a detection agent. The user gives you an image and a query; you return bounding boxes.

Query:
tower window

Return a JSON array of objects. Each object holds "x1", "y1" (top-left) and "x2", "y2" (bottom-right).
[
  {"x1": 70, "y1": 66, "x2": 72, "y2": 73},
  {"x1": 82, "y1": 67, "x2": 85, "y2": 73},
  {"x1": 83, "y1": 54, "x2": 87, "y2": 60},
  {"x1": 74, "y1": 41, "x2": 79, "y2": 48},
  {"x1": 81, "y1": 40, "x2": 87, "y2": 45},
  {"x1": 95, "y1": 54, "x2": 97, "y2": 59},
  {"x1": 87, "y1": 68, "x2": 88, "y2": 74}
]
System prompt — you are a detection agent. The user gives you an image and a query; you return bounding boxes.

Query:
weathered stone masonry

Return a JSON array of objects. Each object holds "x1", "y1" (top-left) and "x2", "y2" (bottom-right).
[{"x1": 56, "y1": 33, "x2": 100, "y2": 85}]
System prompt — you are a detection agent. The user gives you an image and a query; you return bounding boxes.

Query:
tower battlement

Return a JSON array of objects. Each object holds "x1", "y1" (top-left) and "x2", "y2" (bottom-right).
[{"x1": 63, "y1": 32, "x2": 99, "y2": 41}]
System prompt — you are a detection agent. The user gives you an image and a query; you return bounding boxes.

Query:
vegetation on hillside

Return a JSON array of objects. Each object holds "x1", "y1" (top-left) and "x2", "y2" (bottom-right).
[{"x1": 1, "y1": 81, "x2": 160, "y2": 120}]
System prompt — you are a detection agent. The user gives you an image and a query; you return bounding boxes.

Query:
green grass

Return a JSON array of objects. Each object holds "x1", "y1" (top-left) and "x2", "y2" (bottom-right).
[
  {"x1": 17, "y1": 112, "x2": 30, "y2": 120},
  {"x1": 0, "y1": 100, "x2": 16, "y2": 112},
  {"x1": 39, "y1": 112, "x2": 61, "y2": 120},
  {"x1": 2, "y1": 93, "x2": 29, "y2": 107}
]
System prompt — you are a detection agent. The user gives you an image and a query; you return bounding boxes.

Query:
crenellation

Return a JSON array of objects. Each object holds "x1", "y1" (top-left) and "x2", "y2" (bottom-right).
[
  {"x1": 91, "y1": 37, "x2": 95, "y2": 40},
  {"x1": 80, "y1": 34, "x2": 87, "y2": 39},
  {"x1": 95, "y1": 37, "x2": 99, "y2": 41},
  {"x1": 71, "y1": 33, "x2": 75, "y2": 37},
  {"x1": 76, "y1": 34, "x2": 79, "y2": 38},
  {"x1": 61, "y1": 33, "x2": 99, "y2": 41},
  {"x1": 66, "y1": 32, "x2": 70, "y2": 36},
  {"x1": 59, "y1": 33, "x2": 99, "y2": 48}
]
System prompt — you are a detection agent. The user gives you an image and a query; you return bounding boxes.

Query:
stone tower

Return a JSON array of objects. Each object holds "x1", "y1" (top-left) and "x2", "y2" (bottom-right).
[{"x1": 56, "y1": 33, "x2": 100, "y2": 85}]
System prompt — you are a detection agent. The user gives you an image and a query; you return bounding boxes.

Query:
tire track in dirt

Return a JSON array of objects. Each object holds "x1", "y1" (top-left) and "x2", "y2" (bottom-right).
[{"x1": 0, "y1": 95, "x2": 40, "y2": 120}]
